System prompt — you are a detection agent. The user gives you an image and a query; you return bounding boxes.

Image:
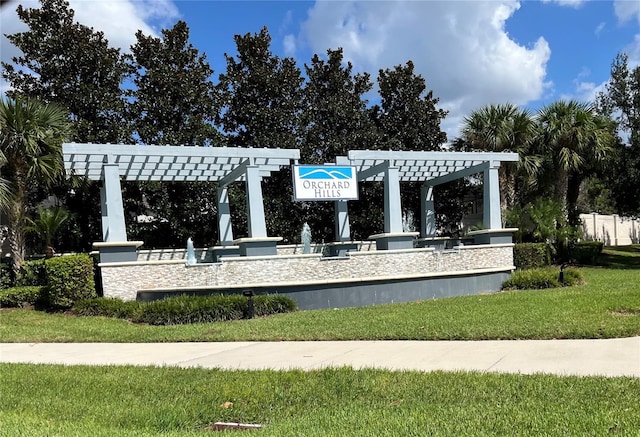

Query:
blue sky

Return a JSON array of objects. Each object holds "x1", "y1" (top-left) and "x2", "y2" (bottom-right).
[{"x1": 2, "y1": 0, "x2": 640, "y2": 139}]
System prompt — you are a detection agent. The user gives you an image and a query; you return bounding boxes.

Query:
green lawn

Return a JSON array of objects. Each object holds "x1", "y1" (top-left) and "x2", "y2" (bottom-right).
[
  {"x1": 1, "y1": 267, "x2": 639, "y2": 342},
  {"x1": 1, "y1": 249, "x2": 639, "y2": 435},
  {"x1": 1, "y1": 364, "x2": 638, "y2": 436}
]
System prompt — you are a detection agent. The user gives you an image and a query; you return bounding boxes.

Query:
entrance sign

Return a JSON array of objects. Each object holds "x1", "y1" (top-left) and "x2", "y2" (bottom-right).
[{"x1": 292, "y1": 165, "x2": 359, "y2": 201}]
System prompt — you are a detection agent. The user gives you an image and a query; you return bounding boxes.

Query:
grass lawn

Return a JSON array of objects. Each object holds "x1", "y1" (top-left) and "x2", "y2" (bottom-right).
[
  {"x1": 1, "y1": 247, "x2": 639, "y2": 435},
  {"x1": 1, "y1": 363, "x2": 639, "y2": 436},
  {"x1": 1, "y1": 267, "x2": 639, "y2": 342}
]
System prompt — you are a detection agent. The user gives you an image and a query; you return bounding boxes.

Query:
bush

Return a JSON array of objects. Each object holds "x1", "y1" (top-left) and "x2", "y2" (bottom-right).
[
  {"x1": 73, "y1": 298, "x2": 141, "y2": 319},
  {"x1": 570, "y1": 241, "x2": 604, "y2": 265},
  {"x1": 502, "y1": 267, "x2": 583, "y2": 290},
  {"x1": 72, "y1": 294, "x2": 298, "y2": 325},
  {"x1": 0, "y1": 286, "x2": 46, "y2": 308},
  {"x1": 513, "y1": 243, "x2": 553, "y2": 269},
  {"x1": 45, "y1": 254, "x2": 97, "y2": 308},
  {"x1": 133, "y1": 294, "x2": 248, "y2": 325},
  {"x1": 0, "y1": 264, "x2": 12, "y2": 290}
]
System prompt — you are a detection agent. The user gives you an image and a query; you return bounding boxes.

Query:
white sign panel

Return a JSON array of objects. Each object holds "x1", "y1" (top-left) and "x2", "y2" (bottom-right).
[{"x1": 292, "y1": 165, "x2": 359, "y2": 201}]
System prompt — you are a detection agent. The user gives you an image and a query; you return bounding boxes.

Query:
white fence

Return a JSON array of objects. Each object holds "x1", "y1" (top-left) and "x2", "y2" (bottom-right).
[{"x1": 580, "y1": 213, "x2": 640, "y2": 246}]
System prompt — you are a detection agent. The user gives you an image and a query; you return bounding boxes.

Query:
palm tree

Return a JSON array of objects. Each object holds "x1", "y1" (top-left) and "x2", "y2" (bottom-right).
[
  {"x1": 535, "y1": 100, "x2": 615, "y2": 226},
  {"x1": 26, "y1": 205, "x2": 71, "y2": 256},
  {"x1": 0, "y1": 97, "x2": 69, "y2": 271},
  {"x1": 461, "y1": 103, "x2": 541, "y2": 213}
]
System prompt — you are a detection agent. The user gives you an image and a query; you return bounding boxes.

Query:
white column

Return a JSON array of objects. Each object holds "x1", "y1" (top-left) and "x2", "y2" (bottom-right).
[
  {"x1": 217, "y1": 185, "x2": 234, "y2": 245},
  {"x1": 384, "y1": 165, "x2": 403, "y2": 233},
  {"x1": 100, "y1": 163, "x2": 127, "y2": 242},
  {"x1": 421, "y1": 184, "x2": 435, "y2": 237},
  {"x1": 483, "y1": 164, "x2": 502, "y2": 230},
  {"x1": 245, "y1": 165, "x2": 267, "y2": 238}
]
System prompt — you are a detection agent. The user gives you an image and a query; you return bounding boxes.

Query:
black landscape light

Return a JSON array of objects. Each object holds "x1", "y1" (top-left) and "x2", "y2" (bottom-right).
[
  {"x1": 558, "y1": 263, "x2": 568, "y2": 285},
  {"x1": 243, "y1": 289, "x2": 255, "y2": 319}
]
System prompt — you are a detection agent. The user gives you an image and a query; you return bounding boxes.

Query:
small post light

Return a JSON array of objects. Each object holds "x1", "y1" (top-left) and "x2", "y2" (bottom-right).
[
  {"x1": 243, "y1": 289, "x2": 255, "y2": 319},
  {"x1": 558, "y1": 263, "x2": 567, "y2": 285}
]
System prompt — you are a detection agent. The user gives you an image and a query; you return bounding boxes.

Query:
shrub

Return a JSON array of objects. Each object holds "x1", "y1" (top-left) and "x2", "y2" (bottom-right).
[
  {"x1": 133, "y1": 294, "x2": 248, "y2": 325},
  {"x1": 570, "y1": 241, "x2": 604, "y2": 265},
  {"x1": 253, "y1": 294, "x2": 297, "y2": 316},
  {"x1": 45, "y1": 254, "x2": 97, "y2": 308},
  {"x1": 0, "y1": 286, "x2": 46, "y2": 308},
  {"x1": 0, "y1": 264, "x2": 12, "y2": 290},
  {"x1": 15, "y1": 259, "x2": 47, "y2": 287},
  {"x1": 73, "y1": 298, "x2": 141, "y2": 319},
  {"x1": 502, "y1": 267, "x2": 583, "y2": 290},
  {"x1": 74, "y1": 294, "x2": 298, "y2": 325},
  {"x1": 513, "y1": 243, "x2": 553, "y2": 269}
]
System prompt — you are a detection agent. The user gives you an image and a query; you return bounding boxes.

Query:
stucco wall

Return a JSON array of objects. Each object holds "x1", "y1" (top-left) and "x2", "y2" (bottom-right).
[
  {"x1": 100, "y1": 244, "x2": 514, "y2": 301},
  {"x1": 580, "y1": 213, "x2": 640, "y2": 246}
]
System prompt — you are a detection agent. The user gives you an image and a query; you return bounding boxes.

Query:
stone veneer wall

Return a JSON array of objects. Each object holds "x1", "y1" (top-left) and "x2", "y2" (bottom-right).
[
  {"x1": 100, "y1": 244, "x2": 514, "y2": 301},
  {"x1": 136, "y1": 241, "x2": 378, "y2": 261}
]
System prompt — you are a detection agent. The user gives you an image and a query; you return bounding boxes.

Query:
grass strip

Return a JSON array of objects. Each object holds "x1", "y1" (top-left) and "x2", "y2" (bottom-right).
[
  {"x1": 1, "y1": 363, "x2": 639, "y2": 436},
  {"x1": 1, "y1": 268, "x2": 639, "y2": 342}
]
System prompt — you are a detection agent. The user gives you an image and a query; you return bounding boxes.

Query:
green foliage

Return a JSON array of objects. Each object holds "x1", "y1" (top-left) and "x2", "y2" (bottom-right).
[
  {"x1": 44, "y1": 254, "x2": 96, "y2": 308},
  {"x1": 596, "y1": 53, "x2": 640, "y2": 217},
  {"x1": 25, "y1": 205, "x2": 71, "y2": 251},
  {"x1": 513, "y1": 243, "x2": 553, "y2": 269},
  {"x1": 15, "y1": 259, "x2": 48, "y2": 287},
  {"x1": 0, "y1": 286, "x2": 45, "y2": 308},
  {"x1": 0, "y1": 263, "x2": 12, "y2": 289},
  {"x1": 502, "y1": 267, "x2": 583, "y2": 290},
  {"x1": 73, "y1": 294, "x2": 297, "y2": 325},
  {"x1": 73, "y1": 298, "x2": 141, "y2": 319},
  {"x1": 2, "y1": 0, "x2": 129, "y2": 144},
  {"x1": 570, "y1": 241, "x2": 604, "y2": 265},
  {"x1": 0, "y1": 97, "x2": 69, "y2": 269}
]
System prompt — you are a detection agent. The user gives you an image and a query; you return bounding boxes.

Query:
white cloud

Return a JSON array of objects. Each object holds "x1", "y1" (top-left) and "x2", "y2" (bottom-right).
[
  {"x1": 595, "y1": 21, "x2": 606, "y2": 36},
  {"x1": 614, "y1": 0, "x2": 640, "y2": 24},
  {"x1": 540, "y1": 0, "x2": 585, "y2": 8},
  {"x1": 283, "y1": 34, "x2": 296, "y2": 56},
  {"x1": 298, "y1": 0, "x2": 551, "y2": 139}
]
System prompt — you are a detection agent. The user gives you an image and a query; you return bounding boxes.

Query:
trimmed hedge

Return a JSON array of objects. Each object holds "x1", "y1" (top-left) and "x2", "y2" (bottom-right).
[
  {"x1": 73, "y1": 298, "x2": 141, "y2": 319},
  {"x1": 0, "y1": 286, "x2": 46, "y2": 308},
  {"x1": 570, "y1": 241, "x2": 604, "y2": 265},
  {"x1": 45, "y1": 254, "x2": 97, "y2": 308},
  {"x1": 513, "y1": 243, "x2": 553, "y2": 269},
  {"x1": 72, "y1": 294, "x2": 297, "y2": 325},
  {"x1": 502, "y1": 267, "x2": 583, "y2": 290}
]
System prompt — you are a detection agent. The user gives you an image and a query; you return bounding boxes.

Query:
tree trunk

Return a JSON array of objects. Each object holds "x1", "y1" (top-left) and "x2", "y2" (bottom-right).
[
  {"x1": 566, "y1": 172, "x2": 582, "y2": 227},
  {"x1": 7, "y1": 176, "x2": 27, "y2": 273}
]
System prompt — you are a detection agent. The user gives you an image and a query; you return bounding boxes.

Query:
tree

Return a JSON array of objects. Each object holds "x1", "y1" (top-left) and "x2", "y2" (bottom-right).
[
  {"x1": 373, "y1": 61, "x2": 447, "y2": 152},
  {"x1": 2, "y1": 0, "x2": 129, "y2": 144},
  {"x1": 216, "y1": 27, "x2": 304, "y2": 242},
  {"x1": 0, "y1": 97, "x2": 69, "y2": 270},
  {"x1": 25, "y1": 205, "x2": 71, "y2": 256},
  {"x1": 535, "y1": 100, "x2": 615, "y2": 226},
  {"x1": 372, "y1": 61, "x2": 449, "y2": 233},
  {"x1": 125, "y1": 20, "x2": 222, "y2": 247},
  {"x1": 2, "y1": 0, "x2": 130, "y2": 252},
  {"x1": 216, "y1": 26, "x2": 304, "y2": 149},
  {"x1": 302, "y1": 48, "x2": 378, "y2": 163},
  {"x1": 461, "y1": 103, "x2": 541, "y2": 212},
  {"x1": 596, "y1": 53, "x2": 640, "y2": 217}
]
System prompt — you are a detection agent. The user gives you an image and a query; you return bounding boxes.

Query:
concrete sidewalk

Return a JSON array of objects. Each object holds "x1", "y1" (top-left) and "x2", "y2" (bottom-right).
[{"x1": 2, "y1": 337, "x2": 639, "y2": 377}]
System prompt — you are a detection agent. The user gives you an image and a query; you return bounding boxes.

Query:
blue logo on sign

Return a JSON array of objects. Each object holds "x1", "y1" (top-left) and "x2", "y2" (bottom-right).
[{"x1": 299, "y1": 166, "x2": 353, "y2": 179}]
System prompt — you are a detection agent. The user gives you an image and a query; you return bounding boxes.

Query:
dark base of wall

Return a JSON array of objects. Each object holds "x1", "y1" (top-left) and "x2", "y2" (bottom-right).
[{"x1": 137, "y1": 271, "x2": 511, "y2": 310}]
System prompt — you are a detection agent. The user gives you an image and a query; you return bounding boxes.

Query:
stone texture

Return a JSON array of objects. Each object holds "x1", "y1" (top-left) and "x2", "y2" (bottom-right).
[{"x1": 101, "y1": 244, "x2": 515, "y2": 301}]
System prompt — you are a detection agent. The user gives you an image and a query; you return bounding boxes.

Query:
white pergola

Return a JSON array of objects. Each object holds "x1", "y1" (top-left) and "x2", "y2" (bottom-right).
[
  {"x1": 63, "y1": 143, "x2": 518, "y2": 260},
  {"x1": 329, "y1": 150, "x2": 520, "y2": 247},
  {"x1": 63, "y1": 143, "x2": 300, "y2": 260}
]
